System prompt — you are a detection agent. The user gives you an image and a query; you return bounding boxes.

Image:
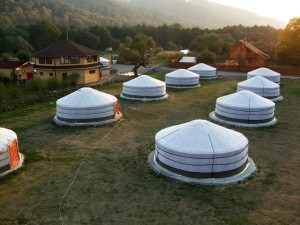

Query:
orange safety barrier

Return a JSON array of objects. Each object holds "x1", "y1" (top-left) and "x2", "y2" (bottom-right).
[{"x1": 8, "y1": 140, "x2": 20, "y2": 169}]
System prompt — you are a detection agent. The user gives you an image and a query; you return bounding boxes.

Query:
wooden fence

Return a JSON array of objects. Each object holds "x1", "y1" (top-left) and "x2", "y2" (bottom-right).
[
  {"x1": 170, "y1": 61, "x2": 300, "y2": 76},
  {"x1": 0, "y1": 75, "x2": 131, "y2": 112},
  {"x1": 0, "y1": 86, "x2": 77, "y2": 112}
]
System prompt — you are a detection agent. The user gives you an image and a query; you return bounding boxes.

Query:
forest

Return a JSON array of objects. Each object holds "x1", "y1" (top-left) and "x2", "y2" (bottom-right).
[{"x1": 0, "y1": 21, "x2": 281, "y2": 62}]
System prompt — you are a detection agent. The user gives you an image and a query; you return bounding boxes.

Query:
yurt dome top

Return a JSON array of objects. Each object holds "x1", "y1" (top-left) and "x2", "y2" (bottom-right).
[
  {"x1": 217, "y1": 90, "x2": 275, "y2": 110},
  {"x1": 247, "y1": 67, "x2": 280, "y2": 76},
  {"x1": 156, "y1": 120, "x2": 248, "y2": 157},
  {"x1": 179, "y1": 56, "x2": 196, "y2": 63},
  {"x1": 123, "y1": 75, "x2": 165, "y2": 88},
  {"x1": 238, "y1": 76, "x2": 279, "y2": 89},
  {"x1": 165, "y1": 69, "x2": 199, "y2": 78},
  {"x1": 56, "y1": 87, "x2": 117, "y2": 109},
  {"x1": 188, "y1": 63, "x2": 216, "y2": 71},
  {"x1": 99, "y1": 57, "x2": 110, "y2": 63},
  {"x1": 0, "y1": 128, "x2": 17, "y2": 152}
]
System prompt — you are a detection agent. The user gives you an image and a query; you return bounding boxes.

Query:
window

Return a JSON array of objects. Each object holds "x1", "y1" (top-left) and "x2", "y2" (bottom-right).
[
  {"x1": 62, "y1": 73, "x2": 68, "y2": 79},
  {"x1": 60, "y1": 57, "x2": 70, "y2": 64},
  {"x1": 60, "y1": 56, "x2": 80, "y2": 64},
  {"x1": 39, "y1": 72, "x2": 44, "y2": 76},
  {"x1": 89, "y1": 70, "x2": 95, "y2": 74},
  {"x1": 39, "y1": 57, "x2": 52, "y2": 64},
  {"x1": 70, "y1": 57, "x2": 80, "y2": 64},
  {"x1": 87, "y1": 55, "x2": 98, "y2": 63},
  {"x1": 49, "y1": 73, "x2": 53, "y2": 76}
]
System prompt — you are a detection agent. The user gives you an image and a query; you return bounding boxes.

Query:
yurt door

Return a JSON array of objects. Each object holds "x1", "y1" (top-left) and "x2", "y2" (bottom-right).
[
  {"x1": 8, "y1": 140, "x2": 20, "y2": 169},
  {"x1": 114, "y1": 102, "x2": 120, "y2": 118}
]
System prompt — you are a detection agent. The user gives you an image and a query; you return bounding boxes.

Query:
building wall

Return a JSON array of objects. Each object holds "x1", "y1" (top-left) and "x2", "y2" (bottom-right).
[
  {"x1": 0, "y1": 69, "x2": 13, "y2": 77},
  {"x1": 35, "y1": 67, "x2": 100, "y2": 84},
  {"x1": 34, "y1": 56, "x2": 101, "y2": 84},
  {"x1": 228, "y1": 43, "x2": 267, "y2": 67}
]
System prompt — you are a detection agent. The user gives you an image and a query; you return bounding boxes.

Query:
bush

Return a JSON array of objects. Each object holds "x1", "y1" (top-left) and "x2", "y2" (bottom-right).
[
  {"x1": 195, "y1": 50, "x2": 217, "y2": 64},
  {"x1": 47, "y1": 77, "x2": 61, "y2": 90},
  {"x1": 26, "y1": 78, "x2": 47, "y2": 94},
  {"x1": 7, "y1": 83, "x2": 23, "y2": 99},
  {"x1": 66, "y1": 73, "x2": 80, "y2": 86}
]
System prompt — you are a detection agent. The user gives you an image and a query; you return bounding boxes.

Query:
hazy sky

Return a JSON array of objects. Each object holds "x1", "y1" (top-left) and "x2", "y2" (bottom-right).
[{"x1": 208, "y1": 0, "x2": 299, "y2": 23}]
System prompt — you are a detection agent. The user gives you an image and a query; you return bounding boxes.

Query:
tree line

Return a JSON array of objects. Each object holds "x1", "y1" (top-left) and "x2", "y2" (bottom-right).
[{"x1": 0, "y1": 19, "x2": 299, "y2": 66}]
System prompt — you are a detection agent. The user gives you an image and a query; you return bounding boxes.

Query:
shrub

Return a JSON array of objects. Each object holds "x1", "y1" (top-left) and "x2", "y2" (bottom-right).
[
  {"x1": 66, "y1": 73, "x2": 80, "y2": 86},
  {"x1": 26, "y1": 78, "x2": 47, "y2": 94}
]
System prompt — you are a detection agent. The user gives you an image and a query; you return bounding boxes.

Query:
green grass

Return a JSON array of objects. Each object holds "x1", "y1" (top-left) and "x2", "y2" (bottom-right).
[{"x1": 0, "y1": 74, "x2": 299, "y2": 225}]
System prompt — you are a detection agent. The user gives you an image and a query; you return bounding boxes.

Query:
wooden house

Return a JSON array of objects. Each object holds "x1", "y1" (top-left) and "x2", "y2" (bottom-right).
[
  {"x1": 0, "y1": 61, "x2": 33, "y2": 79},
  {"x1": 32, "y1": 40, "x2": 102, "y2": 84},
  {"x1": 227, "y1": 38, "x2": 270, "y2": 67}
]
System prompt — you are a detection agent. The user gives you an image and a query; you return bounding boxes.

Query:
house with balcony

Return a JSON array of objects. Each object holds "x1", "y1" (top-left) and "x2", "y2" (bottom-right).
[
  {"x1": 32, "y1": 40, "x2": 102, "y2": 84},
  {"x1": 227, "y1": 38, "x2": 270, "y2": 67}
]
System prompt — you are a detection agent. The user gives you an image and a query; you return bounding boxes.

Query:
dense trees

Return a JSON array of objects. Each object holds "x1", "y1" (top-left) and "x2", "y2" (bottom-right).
[
  {"x1": 0, "y1": 18, "x2": 296, "y2": 66},
  {"x1": 277, "y1": 17, "x2": 300, "y2": 66}
]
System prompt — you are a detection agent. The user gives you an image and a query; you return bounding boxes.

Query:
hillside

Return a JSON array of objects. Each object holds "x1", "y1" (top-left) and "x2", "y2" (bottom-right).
[{"x1": 0, "y1": 0, "x2": 285, "y2": 28}]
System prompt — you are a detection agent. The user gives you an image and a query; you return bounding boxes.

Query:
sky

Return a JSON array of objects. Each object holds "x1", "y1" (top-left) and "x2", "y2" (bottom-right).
[{"x1": 208, "y1": 0, "x2": 299, "y2": 23}]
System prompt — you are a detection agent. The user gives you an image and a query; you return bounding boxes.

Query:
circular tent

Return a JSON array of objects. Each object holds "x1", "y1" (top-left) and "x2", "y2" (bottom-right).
[
  {"x1": 148, "y1": 120, "x2": 256, "y2": 184},
  {"x1": 165, "y1": 69, "x2": 200, "y2": 88},
  {"x1": 187, "y1": 63, "x2": 217, "y2": 79},
  {"x1": 209, "y1": 90, "x2": 277, "y2": 127},
  {"x1": 99, "y1": 57, "x2": 111, "y2": 69},
  {"x1": 247, "y1": 67, "x2": 280, "y2": 83},
  {"x1": 120, "y1": 75, "x2": 168, "y2": 101},
  {"x1": 0, "y1": 128, "x2": 24, "y2": 177},
  {"x1": 54, "y1": 87, "x2": 122, "y2": 126},
  {"x1": 237, "y1": 76, "x2": 283, "y2": 102}
]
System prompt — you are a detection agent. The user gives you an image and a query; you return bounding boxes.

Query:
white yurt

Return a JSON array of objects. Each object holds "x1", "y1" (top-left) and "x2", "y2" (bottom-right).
[
  {"x1": 247, "y1": 67, "x2": 280, "y2": 83},
  {"x1": 188, "y1": 63, "x2": 217, "y2": 79},
  {"x1": 165, "y1": 69, "x2": 200, "y2": 88},
  {"x1": 99, "y1": 57, "x2": 111, "y2": 69},
  {"x1": 237, "y1": 76, "x2": 283, "y2": 102},
  {"x1": 0, "y1": 128, "x2": 24, "y2": 177},
  {"x1": 120, "y1": 75, "x2": 168, "y2": 101},
  {"x1": 148, "y1": 120, "x2": 256, "y2": 184},
  {"x1": 54, "y1": 87, "x2": 122, "y2": 126},
  {"x1": 179, "y1": 56, "x2": 196, "y2": 63},
  {"x1": 209, "y1": 90, "x2": 277, "y2": 127}
]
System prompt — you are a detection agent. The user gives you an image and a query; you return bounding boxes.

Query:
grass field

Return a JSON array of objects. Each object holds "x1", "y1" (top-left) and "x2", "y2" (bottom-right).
[{"x1": 0, "y1": 72, "x2": 299, "y2": 225}]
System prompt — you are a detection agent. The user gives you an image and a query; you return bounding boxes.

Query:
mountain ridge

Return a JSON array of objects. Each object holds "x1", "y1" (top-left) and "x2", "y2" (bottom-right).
[{"x1": 0, "y1": 0, "x2": 285, "y2": 28}]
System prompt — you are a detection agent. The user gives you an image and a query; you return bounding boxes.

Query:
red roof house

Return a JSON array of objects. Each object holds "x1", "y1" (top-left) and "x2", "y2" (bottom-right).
[{"x1": 227, "y1": 38, "x2": 270, "y2": 67}]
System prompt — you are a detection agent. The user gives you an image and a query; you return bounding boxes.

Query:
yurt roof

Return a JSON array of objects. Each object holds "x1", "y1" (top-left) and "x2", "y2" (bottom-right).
[
  {"x1": 99, "y1": 57, "x2": 110, "y2": 63},
  {"x1": 0, "y1": 128, "x2": 17, "y2": 152},
  {"x1": 247, "y1": 67, "x2": 280, "y2": 76},
  {"x1": 238, "y1": 76, "x2": 279, "y2": 88},
  {"x1": 165, "y1": 69, "x2": 199, "y2": 78},
  {"x1": 188, "y1": 63, "x2": 216, "y2": 71},
  {"x1": 56, "y1": 87, "x2": 117, "y2": 109},
  {"x1": 217, "y1": 90, "x2": 275, "y2": 109},
  {"x1": 179, "y1": 57, "x2": 196, "y2": 63},
  {"x1": 156, "y1": 120, "x2": 248, "y2": 157},
  {"x1": 123, "y1": 75, "x2": 165, "y2": 88}
]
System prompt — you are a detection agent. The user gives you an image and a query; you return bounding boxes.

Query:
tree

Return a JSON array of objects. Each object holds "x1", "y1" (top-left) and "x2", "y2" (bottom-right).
[
  {"x1": 277, "y1": 17, "x2": 300, "y2": 66},
  {"x1": 196, "y1": 50, "x2": 217, "y2": 64},
  {"x1": 118, "y1": 33, "x2": 157, "y2": 76},
  {"x1": 89, "y1": 25, "x2": 112, "y2": 50},
  {"x1": 29, "y1": 21, "x2": 62, "y2": 50}
]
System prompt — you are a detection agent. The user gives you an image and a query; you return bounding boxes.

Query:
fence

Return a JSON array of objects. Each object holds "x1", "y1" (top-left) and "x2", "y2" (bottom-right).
[
  {"x1": 0, "y1": 74, "x2": 132, "y2": 112},
  {"x1": 0, "y1": 86, "x2": 77, "y2": 112},
  {"x1": 170, "y1": 61, "x2": 300, "y2": 76}
]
